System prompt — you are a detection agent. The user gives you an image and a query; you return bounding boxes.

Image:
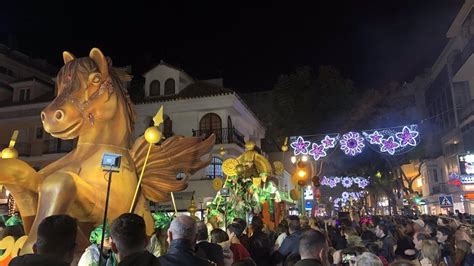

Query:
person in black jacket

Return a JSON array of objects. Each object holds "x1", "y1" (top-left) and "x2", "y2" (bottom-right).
[
  {"x1": 10, "y1": 215, "x2": 77, "y2": 266},
  {"x1": 110, "y1": 213, "x2": 160, "y2": 266},
  {"x1": 195, "y1": 221, "x2": 225, "y2": 266},
  {"x1": 159, "y1": 215, "x2": 213, "y2": 266},
  {"x1": 248, "y1": 216, "x2": 272, "y2": 266}
]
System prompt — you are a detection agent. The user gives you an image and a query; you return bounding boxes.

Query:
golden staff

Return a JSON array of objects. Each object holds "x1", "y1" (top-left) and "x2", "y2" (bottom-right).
[
  {"x1": 1, "y1": 130, "x2": 19, "y2": 159},
  {"x1": 129, "y1": 106, "x2": 175, "y2": 213}
]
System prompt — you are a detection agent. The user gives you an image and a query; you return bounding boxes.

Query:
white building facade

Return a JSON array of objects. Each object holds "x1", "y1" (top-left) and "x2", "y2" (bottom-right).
[
  {"x1": 412, "y1": 0, "x2": 474, "y2": 214},
  {"x1": 135, "y1": 62, "x2": 269, "y2": 214}
]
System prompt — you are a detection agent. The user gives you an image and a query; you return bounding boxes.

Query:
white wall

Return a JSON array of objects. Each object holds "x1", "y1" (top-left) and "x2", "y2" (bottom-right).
[{"x1": 143, "y1": 65, "x2": 180, "y2": 97}]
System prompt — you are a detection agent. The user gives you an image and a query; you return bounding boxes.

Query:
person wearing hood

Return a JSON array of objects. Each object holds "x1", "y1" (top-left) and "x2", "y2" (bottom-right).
[
  {"x1": 78, "y1": 224, "x2": 117, "y2": 266},
  {"x1": 110, "y1": 213, "x2": 160, "y2": 266}
]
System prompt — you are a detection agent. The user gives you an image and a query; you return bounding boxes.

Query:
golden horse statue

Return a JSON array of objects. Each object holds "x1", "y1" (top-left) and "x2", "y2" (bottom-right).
[{"x1": 0, "y1": 48, "x2": 215, "y2": 254}]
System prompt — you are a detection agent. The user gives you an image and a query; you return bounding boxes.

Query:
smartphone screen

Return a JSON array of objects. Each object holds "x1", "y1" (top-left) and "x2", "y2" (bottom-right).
[{"x1": 342, "y1": 254, "x2": 356, "y2": 263}]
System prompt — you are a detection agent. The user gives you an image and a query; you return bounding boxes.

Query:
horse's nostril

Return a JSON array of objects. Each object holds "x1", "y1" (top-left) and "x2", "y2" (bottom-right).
[
  {"x1": 41, "y1": 112, "x2": 46, "y2": 122},
  {"x1": 55, "y1": 110, "x2": 64, "y2": 121}
]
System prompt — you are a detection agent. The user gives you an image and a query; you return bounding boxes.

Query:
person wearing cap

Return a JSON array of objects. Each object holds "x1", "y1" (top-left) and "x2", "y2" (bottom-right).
[
  {"x1": 78, "y1": 224, "x2": 117, "y2": 266},
  {"x1": 412, "y1": 219, "x2": 425, "y2": 234}
]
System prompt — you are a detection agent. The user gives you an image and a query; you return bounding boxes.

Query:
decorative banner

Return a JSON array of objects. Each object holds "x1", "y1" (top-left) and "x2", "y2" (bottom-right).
[
  {"x1": 320, "y1": 176, "x2": 370, "y2": 189},
  {"x1": 362, "y1": 125, "x2": 420, "y2": 155},
  {"x1": 289, "y1": 124, "x2": 420, "y2": 160},
  {"x1": 290, "y1": 134, "x2": 340, "y2": 160},
  {"x1": 340, "y1": 132, "x2": 365, "y2": 156},
  {"x1": 333, "y1": 191, "x2": 366, "y2": 207}
]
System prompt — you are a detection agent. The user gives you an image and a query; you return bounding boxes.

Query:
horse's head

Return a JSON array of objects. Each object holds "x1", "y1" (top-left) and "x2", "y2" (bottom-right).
[{"x1": 41, "y1": 48, "x2": 134, "y2": 140}]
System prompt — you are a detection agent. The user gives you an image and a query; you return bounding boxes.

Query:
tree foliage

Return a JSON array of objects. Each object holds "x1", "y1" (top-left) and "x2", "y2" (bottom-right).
[{"x1": 265, "y1": 66, "x2": 355, "y2": 150}]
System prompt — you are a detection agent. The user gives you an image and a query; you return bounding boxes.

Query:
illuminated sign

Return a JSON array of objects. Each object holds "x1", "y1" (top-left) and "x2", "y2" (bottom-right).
[
  {"x1": 461, "y1": 175, "x2": 474, "y2": 184},
  {"x1": 304, "y1": 189, "x2": 314, "y2": 200},
  {"x1": 459, "y1": 154, "x2": 474, "y2": 175}
]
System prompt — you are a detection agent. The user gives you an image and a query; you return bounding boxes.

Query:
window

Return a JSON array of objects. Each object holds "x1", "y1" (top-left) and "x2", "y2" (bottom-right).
[
  {"x1": 206, "y1": 157, "x2": 223, "y2": 179},
  {"x1": 164, "y1": 117, "x2": 173, "y2": 138},
  {"x1": 431, "y1": 168, "x2": 439, "y2": 183},
  {"x1": 19, "y1": 89, "x2": 31, "y2": 102},
  {"x1": 227, "y1": 116, "x2": 233, "y2": 142},
  {"x1": 200, "y1": 113, "x2": 222, "y2": 143},
  {"x1": 149, "y1": 80, "x2": 160, "y2": 96},
  {"x1": 164, "y1": 78, "x2": 175, "y2": 95},
  {"x1": 35, "y1": 127, "x2": 44, "y2": 139}
]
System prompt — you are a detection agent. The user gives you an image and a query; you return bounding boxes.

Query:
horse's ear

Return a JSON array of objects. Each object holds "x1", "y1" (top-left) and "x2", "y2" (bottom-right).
[
  {"x1": 62, "y1": 51, "x2": 76, "y2": 64},
  {"x1": 89, "y1": 48, "x2": 109, "y2": 78}
]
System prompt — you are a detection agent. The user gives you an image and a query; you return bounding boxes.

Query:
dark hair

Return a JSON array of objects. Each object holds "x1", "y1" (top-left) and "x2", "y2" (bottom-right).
[
  {"x1": 233, "y1": 218, "x2": 247, "y2": 230},
  {"x1": 361, "y1": 230, "x2": 377, "y2": 243},
  {"x1": 196, "y1": 221, "x2": 208, "y2": 241},
  {"x1": 299, "y1": 229, "x2": 327, "y2": 256},
  {"x1": 284, "y1": 253, "x2": 301, "y2": 266},
  {"x1": 415, "y1": 232, "x2": 429, "y2": 241},
  {"x1": 232, "y1": 258, "x2": 257, "y2": 266},
  {"x1": 110, "y1": 213, "x2": 147, "y2": 251},
  {"x1": 227, "y1": 223, "x2": 244, "y2": 237},
  {"x1": 436, "y1": 226, "x2": 451, "y2": 237},
  {"x1": 389, "y1": 259, "x2": 417, "y2": 266},
  {"x1": 211, "y1": 228, "x2": 228, "y2": 244},
  {"x1": 378, "y1": 224, "x2": 389, "y2": 235},
  {"x1": 277, "y1": 224, "x2": 289, "y2": 235},
  {"x1": 251, "y1": 216, "x2": 264, "y2": 232},
  {"x1": 287, "y1": 215, "x2": 301, "y2": 232},
  {"x1": 36, "y1": 215, "x2": 77, "y2": 257},
  {"x1": 367, "y1": 242, "x2": 382, "y2": 255}
]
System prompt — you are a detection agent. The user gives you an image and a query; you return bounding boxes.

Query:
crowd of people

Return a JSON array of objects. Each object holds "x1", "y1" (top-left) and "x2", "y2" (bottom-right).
[{"x1": 4, "y1": 212, "x2": 474, "y2": 266}]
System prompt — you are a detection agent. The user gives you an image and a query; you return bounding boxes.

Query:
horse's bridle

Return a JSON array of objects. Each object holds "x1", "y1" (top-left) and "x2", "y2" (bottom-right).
[{"x1": 54, "y1": 75, "x2": 114, "y2": 125}]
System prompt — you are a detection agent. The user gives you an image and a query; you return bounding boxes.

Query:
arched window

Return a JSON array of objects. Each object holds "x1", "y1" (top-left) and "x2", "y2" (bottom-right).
[
  {"x1": 206, "y1": 157, "x2": 223, "y2": 179},
  {"x1": 149, "y1": 80, "x2": 161, "y2": 96},
  {"x1": 164, "y1": 78, "x2": 175, "y2": 95},
  {"x1": 200, "y1": 113, "x2": 222, "y2": 143}
]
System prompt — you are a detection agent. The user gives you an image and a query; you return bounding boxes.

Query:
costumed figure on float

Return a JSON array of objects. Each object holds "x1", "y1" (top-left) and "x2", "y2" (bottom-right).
[{"x1": 208, "y1": 141, "x2": 284, "y2": 228}]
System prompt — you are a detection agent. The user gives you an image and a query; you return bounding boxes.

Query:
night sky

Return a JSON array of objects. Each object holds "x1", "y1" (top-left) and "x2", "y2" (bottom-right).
[{"x1": 0, "y1": 0, "x2": 464, "y2": 92}]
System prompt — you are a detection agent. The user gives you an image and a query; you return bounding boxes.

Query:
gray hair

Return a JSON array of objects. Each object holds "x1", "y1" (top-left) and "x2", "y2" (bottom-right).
[
  {"x1": 169, "y1": 215, "x2": 197, "y2": 240},
  {"x1": 355, "y1": 252, "x2": 383, "y2": 266}
]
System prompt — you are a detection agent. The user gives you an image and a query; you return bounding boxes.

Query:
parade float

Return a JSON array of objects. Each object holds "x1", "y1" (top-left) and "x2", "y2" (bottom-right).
[
  {"x1": 207, "y1": 141, "x2": 291, "y2": 230},
  {"x1": 0, "y1": 48, "x2": 215, "y2": 261}
]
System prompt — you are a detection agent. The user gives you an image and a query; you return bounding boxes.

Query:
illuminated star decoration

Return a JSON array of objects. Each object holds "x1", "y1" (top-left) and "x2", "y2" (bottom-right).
[
  {"x1": 380, "y1": 136, "x2": 400, "y2": 155},
  {"x1": 367, "y1": 131, "x2": 383, "y2": 145},
  {"x1": 309, "y1": 143, "x2": 327, "y2": 160},
  {"x1": 395, "y1": 126, "x2": 419, "y2": 147},
  {"x1": 322, "y1": 135, "x2": 337, "y2": 149},
  {"x1": 290, "y1": 136, "x2": 310, "y2": 155},
  {"x1": 340, "y1": 132, "x2": 365, "y2": 156}
]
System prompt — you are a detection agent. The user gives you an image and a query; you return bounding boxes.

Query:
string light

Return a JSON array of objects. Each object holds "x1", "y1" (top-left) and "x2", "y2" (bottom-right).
[
  {"x1": 289, "y1": 124, "x2": 420, "y2": 160},
  {"x1": 8, "y1": 194, "x2": 16, "y2": 215},
  {"x1": 321, "y1": 176, "x2": 370, "y2": 189}
]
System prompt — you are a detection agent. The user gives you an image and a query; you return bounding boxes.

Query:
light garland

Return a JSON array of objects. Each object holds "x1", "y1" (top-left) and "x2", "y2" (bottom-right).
[
  {"x1": 290, "y1": 134, "x2": 339, "y2": 160},
  {"x1": 8, "y1": 194, "x2": 16, "y2": 215},
  {"x1": 289, "y1": 124, "x2": 420, "y2": 160},
  {"x1": 340, "y1": 132, "x2": 365, "y2": 156},
  {"x1": 333, "y1": 191, "x2": 365, "y2": 207},
  {"x1": 362, "y1": 125, "x2": 420, "y2": 156},
  {"x1": 321, "y1": 176, "x2": 370, "y2": 189}
]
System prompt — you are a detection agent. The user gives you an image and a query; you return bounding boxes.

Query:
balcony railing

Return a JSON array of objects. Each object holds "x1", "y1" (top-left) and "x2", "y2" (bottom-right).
[
  {"x1": 43, "y1": 139, "x2": 75, "y2": 154},
  {"x1": 192, "y1": 127, "x2": 245, "y2": 148}
]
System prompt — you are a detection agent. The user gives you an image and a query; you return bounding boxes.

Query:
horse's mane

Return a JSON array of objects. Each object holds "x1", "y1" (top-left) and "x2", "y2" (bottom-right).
[{"x1": 56, "y1": 58, "x2": 136, "y2": 134}]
